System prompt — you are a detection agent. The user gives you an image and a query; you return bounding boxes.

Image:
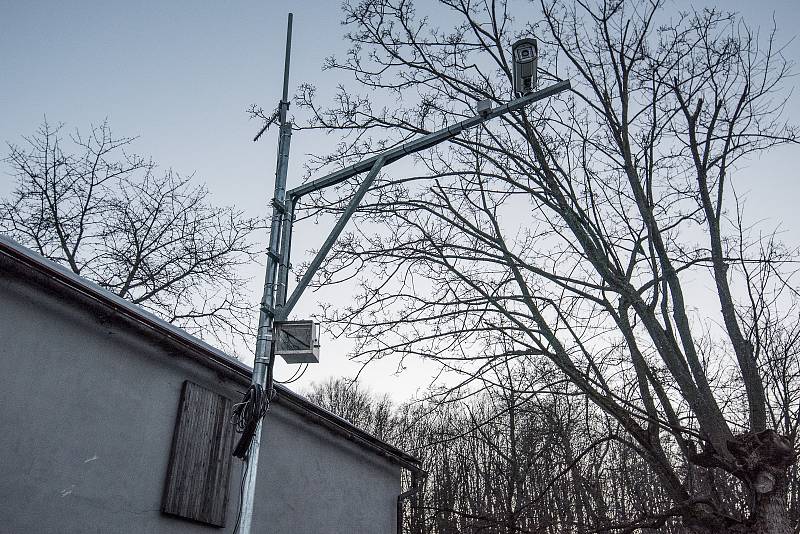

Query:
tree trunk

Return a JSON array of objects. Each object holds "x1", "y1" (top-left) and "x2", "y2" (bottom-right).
[
  {"x1": 684, "y1": 487, "x2": 791, "y2": 534},
  {"x1": 742, "y1": 431, "x2": 795, "y2": 534},
  {"x1": 686, "y1": 430, "x2": 795, "y2": 534},
  {"x1": 751, "y1": 478, "x2": 791, "y2": 534}
]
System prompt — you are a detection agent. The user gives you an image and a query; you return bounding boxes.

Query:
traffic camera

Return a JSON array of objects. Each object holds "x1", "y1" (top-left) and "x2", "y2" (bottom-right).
[{"x1": 512, "y1": 38, "x2": 538, "y2": 95}]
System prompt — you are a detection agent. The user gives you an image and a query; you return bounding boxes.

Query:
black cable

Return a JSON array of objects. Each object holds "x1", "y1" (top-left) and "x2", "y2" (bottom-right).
[
  {"x1": 276, "y1": 363, "x2": 308, "y2": 384},
  {"x1": 231, "y1": 383, "x2": 270, "y2": 458},
  {"x1": 231, "y1": 384, "x2": 269, "y2": 433},
  {"x1": 232, "y1": 452, "x2": 249, "y2": 533},
  {"x1": 230, "y1": 347, "x2": 279, "y2": 533},
  {"x1": 231, "y1": 348, "x2": 277, "y2": 459}
]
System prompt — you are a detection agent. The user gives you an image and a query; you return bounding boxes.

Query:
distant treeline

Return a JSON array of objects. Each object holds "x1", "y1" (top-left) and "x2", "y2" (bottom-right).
[{"x1": 306, "y1": 377, "x2": 800, "y2": 534}]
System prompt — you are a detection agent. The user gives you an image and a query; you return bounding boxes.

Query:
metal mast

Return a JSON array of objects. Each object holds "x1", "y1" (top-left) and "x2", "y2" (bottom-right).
[
  {"x1": 233, "y1": 18, "x2": 570, "y2": 530},
  {"x1": 237, "y1": 12, "x2": 293, "y2": 533}
]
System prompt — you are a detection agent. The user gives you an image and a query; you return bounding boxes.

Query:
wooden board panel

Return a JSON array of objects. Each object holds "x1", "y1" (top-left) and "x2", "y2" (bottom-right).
[{"x1": 162, "y1": 381, "x2": 234, "y2": 527}]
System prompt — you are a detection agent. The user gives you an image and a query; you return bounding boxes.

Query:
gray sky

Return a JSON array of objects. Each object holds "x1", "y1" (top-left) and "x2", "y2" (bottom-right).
[{"x1": 2, "y1": 0, "x2": 799, "y2": 401}]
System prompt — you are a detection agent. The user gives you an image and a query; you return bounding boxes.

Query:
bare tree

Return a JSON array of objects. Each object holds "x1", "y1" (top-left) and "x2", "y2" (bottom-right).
[
  {"x1": 305, "y1": 376, "x2": 395, "y2": 440},
  {"x1": 1, "y1": 120, "x2": 260, "y2": 351},
  {"x1": 290, "y1": 1, "x2": 799, "y2": 532},
  {"x1": 314, "y1": 371, "x2": 693, "y2": 533}
]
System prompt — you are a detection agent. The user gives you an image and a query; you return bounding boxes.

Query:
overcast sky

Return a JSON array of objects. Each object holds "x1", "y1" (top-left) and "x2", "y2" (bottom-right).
[{"x1": 2, "y1": 0, "x2": 799, "y2": 401}]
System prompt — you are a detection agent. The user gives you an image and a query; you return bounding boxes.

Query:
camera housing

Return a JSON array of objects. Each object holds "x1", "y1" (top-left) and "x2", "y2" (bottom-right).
[{"x1": 512, "y1": 38, "x2": 538, "y2": 95}]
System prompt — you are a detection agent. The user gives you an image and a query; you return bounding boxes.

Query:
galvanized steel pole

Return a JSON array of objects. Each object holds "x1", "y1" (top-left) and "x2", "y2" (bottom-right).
[
  {"x1": 238, "y1": 12, "x2": 293, "y2": 534},
  {"x1": 236, "y1": 18, "x2": 569, "y2": 527}
]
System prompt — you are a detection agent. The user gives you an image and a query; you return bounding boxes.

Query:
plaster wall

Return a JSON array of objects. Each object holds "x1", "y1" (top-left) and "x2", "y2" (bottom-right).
[{"x1": 0, "y1": 269, "x2": 399, "y2": 534}]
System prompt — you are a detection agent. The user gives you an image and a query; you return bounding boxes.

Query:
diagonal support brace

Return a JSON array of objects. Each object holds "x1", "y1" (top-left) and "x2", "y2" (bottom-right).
[{"x1": 275, "y1": 156, "x2": 386, "y2": 320}]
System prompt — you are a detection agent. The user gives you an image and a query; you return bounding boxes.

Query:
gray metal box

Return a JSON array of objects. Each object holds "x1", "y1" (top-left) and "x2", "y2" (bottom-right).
[{"x1": 274, "y1": 320, "x2": 320, "y2": 364}]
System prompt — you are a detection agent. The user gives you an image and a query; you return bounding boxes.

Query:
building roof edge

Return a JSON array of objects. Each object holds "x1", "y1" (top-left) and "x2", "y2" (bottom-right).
[{"x1": 0, "y1": 234, "x2": 422, "y2": 471}]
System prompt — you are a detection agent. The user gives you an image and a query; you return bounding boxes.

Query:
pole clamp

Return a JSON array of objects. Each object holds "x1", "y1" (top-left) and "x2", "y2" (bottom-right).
[{"x1": 271, "y1": 198, "x2": 287, "y2": 214}]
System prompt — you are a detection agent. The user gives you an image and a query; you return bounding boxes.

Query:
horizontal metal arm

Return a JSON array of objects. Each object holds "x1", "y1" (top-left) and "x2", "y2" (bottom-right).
[
  {"x1": 275, "y1": 80, "x2": 571, "y2": 322},
  {"x1": 287, "y1": 80, "x2": 570, "y2": 199}
]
